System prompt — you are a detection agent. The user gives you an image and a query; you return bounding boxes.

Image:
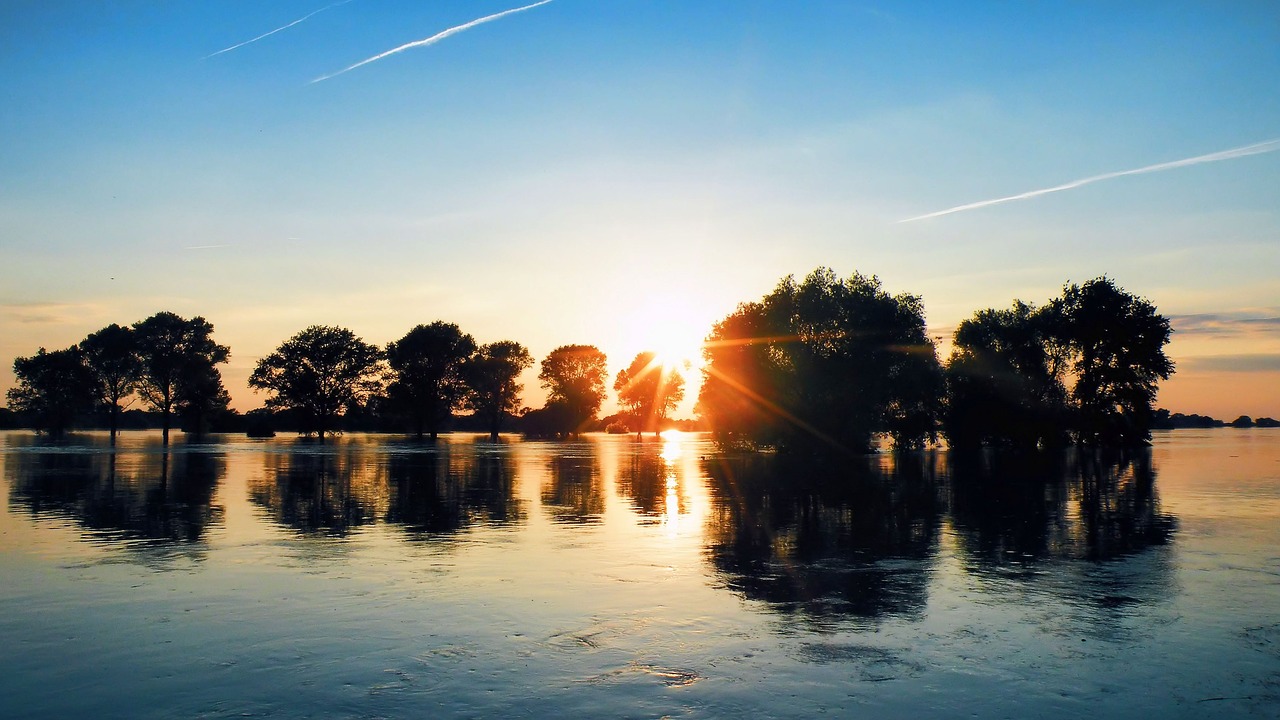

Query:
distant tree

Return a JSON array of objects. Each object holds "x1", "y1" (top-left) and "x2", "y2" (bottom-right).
[
  {"x1": 697, "y1": 268, "x2": 943, "y2": 452},
  {"x1": 385, "y1": 322, "x2": 477, "y2": 439},
  {"x1": 248, "y1": 325, "x2": 383, "y2": 441},
  {"x1": 133, "y1": 312, "x2": 231, "y2": 444},
  {"x1": 1229, "y1": 415, "x2": 1254, "y2": 428},
  {"x1": 943, "y1": 301, "x2": 1070, "y2": 449},
  {"x1": 613, "y1": 352, "x2": 685, "y2": 436},
  {"x1": 462, "y1": 340, "x2": 533, "y2": 441},
  {"x1": 538, "y1": 345, "x2": 609, "y2": 436},
  {"x1": 1051, "y1": 277, "x2": 1174, "y2": 446},
  {"x1": 79, "y1": 323, "x2": 141, "y2": 443},
  {"x1": 7, "y1": 346, "x2": 99, "y2": 438}
]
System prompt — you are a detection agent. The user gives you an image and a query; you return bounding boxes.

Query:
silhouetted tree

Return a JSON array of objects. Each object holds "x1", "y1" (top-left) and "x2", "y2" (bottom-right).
[
  {"x1": 1051, "y1": 278, "x2": 1174, "y2": 446},
  {"x1": 133, "y1": 312, "x2": 231, "y2": 444},
  {"x1": 614, "y1": 351, "x2": 685, "y2": 436},
  {"x1": 248, "y1": 325, "x2": 383, "y2": 441},
  {"x1": 385, "y1": 322, "x2": 476, "y2": 439},
  {"x1": 943, "y1": 301, "x2": 1069, "y2": 449},
  {"x1": 6, "y1": 346, "x2": 99, "y2": 437},
  {"x1": 462, "y1": 340, "x2": 533, "y2": 441},
  {"x1": 538, "y1": 345, "x2": 609, "y2": 436},
  {"x1": 79, "y1": 323, "x2": 141, "y2": 443},
  {"x1": 697, "y1": 268, "x2": 943, "y2": 453}
]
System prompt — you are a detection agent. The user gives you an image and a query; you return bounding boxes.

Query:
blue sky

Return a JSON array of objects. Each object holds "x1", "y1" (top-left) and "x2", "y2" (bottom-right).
[{"x1": 2, "y1": 1, "x2": 1278, "y2": 417}]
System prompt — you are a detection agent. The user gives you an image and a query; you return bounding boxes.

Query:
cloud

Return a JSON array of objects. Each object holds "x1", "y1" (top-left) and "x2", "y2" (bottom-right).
[
  {"x1": 1180, "y1": 354, "x2": 1280, "y2": 373},
  {"x1": 205, "y1": 0, "x2": 356, "y2": 59},
  {"x1": 0, "y1": 302, "x2": 104, "y2": 325},
  {"x1": 1170, "y1": 311, "x2": 1280, "y2": 337},
  {"x1": 311, "y1": 0, "x2": 554, "y2": 83},
  {"x1": 899, "y1": 138, "x2": 1280, "y2": 223}
]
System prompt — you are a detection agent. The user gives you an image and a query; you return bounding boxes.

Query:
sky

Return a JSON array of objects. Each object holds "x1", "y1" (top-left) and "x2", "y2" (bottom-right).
[{"x1": 1, "y1": 0, "x2": 1278, "y2": 420}]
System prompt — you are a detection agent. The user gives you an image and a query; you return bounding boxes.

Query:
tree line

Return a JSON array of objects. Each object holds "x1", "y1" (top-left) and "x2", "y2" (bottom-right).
[
  {"x1": 7, "y1": 268, "x2": 1190, "y2": 449},
  {"x1": 6, "y1": 316, "x2": 686, "y2": 443}
]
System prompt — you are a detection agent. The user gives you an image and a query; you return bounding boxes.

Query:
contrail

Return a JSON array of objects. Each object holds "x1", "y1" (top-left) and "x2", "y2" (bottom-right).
[
  {"x1": 899, "y1": 138, "x2": 1280, "y2": 223},
  {"x1": 311, "y1": 0, "x2": 554, "y2": 83},
  {"x1": 205, "y1": 0, "x2": 355, "y2": 59}
]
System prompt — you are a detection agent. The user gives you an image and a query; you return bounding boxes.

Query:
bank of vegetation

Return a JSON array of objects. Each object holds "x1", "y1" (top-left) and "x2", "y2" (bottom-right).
[{"x1": 6, "y1": 268, "x2": 1269, "y2": 450}]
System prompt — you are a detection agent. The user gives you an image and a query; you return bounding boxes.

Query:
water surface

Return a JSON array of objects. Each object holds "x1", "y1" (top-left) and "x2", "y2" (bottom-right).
[{"x1": 1, "y1": 429, "x2": 1276, "y2": 718}]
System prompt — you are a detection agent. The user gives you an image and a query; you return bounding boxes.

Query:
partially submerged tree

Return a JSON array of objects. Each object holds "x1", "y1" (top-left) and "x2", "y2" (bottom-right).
[
  {"x1": 943, "y1": 301, "x2": 1069, "y2": 449},
  {"x1": 538, "y1": 345, "x2": 609, "y2": 437},
  {"x1": 697, "y1": 268, "x2": 943, "y2": 453},
  {"x1": 7, "y1": 347, "x2": 99, "y2": 438},
  {"x1": 944, "y1": 278, "x2": 1173, "y2": 448},
  {"x1": 133, "y1": 312, "x2": 231, "y2": 443},
  {"x1": 79, "y1": 323, "x2": 141, "y2": 443},
  {"x1": 385, "y1": 322, "x2": 476, "y2": 439},
  {"x1": 614, "y1": 351, "x2": 685, "y2": 436},
  {"x1": 462, "y1": 340, "x2": 533, "y2": 441},
  {"x1": 1051, "y1": 277, "x2": 1174, "y2": 446},
  {"x1": 248, "y1": 325, "x2": 383, "y2": 440}
]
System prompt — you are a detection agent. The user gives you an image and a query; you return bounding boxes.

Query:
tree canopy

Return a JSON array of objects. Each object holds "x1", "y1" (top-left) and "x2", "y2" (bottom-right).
[
  {"x1": 697, "y1": 268, "x2": 943, "y2": 452},
  {"x1": 614, "y1": 352, "x2": 685, "y2": 436},
  {"x1": 133, "y1": 312, "x2": 230, "y2": 442},
  {"x1": 248, "y1": 325, "x2": 383, "y2": 440},
  {"x1": 462, "y1": 340, "x2": 533, "y2": 441},
  {"x1": 6, "y1": 346, "x2": 99, "y2": 438},
  {"x1": 79, "y1": 323, "x2": 141, "y2": 442},
  {"x1": 943, "y1": 277, "x2": 1174, "y2": 447},
  {"x1": 538, "y1": 344, "x2": 608, "y2": 436},
  {"x1": 385, "y1": 322, "x2": 477, "y2": 439}
]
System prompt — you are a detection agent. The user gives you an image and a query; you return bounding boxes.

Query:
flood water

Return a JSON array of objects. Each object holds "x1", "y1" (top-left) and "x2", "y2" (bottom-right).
[{"x1": 1, "y1": 429, "x2": 1277, "y2": 718}]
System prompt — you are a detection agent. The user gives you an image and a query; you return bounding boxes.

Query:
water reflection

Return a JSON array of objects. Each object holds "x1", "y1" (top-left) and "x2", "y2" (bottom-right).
[
  {"x1": 703, "y1": 448, "x2": 1178, "y2": 624},
  {"x1": 249, "y1": 443, "x2": 383, "y2": 536},
  {"x1": 542, "y1": 449, "x2": 604, "y2": 524},
  {"x1": 702, "y1": 453, "x2": 943, "y2": 622},
  {"x1": 5, "y1": 436, "x2": 224, "y2": 550},
  {"x1": 384, "y1": 445, "x2": 523, "y2": 537}
]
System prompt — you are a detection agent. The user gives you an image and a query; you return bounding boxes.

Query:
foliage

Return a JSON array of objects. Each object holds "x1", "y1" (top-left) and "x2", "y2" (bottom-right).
[
  {"x1": 1051, "y1": 277, "x2": 1174, "y2": 446},
  {"x1": 462, "y1": 340, "x2": 533, "y2": 440},
  {"x1": 697, "y1": 268, "x2": 943, "y2": 452},
  {"x1": 248, "y1": 325, "x2": 384, "y2": 440},
  {"x1": 79, "y1": 323, "x2": 141, "y2": 441},
  {"x1": 613, "y1": 351, "x2": 685, "y2": 436},
  {"x1": 385, "y1": 322, "x2": 477, "y2": 439},
  {"x1": 538, "y1": 344, "x2": 609, "y2": 436},
  {"x1": 943, "y1": 301, "x2": 1069, "y2": 449},
  {"x1": 133, "y1": 312, "x2": 231, "y2": 441},
  {"x1": 7, "y1": 346, "x2": 99, "y2": 437},
  {"x1": 944, "y1": 278, "x2": 1174, "y2": 448}
]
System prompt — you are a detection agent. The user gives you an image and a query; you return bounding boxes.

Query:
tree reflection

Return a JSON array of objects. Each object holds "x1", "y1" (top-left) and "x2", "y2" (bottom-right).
[
  {"x1": 6, "y1": 439, "x2": 224, "y2": 548},
  {"x1": 947, "y1": 449, "x2": 1177, "y2": 569},
  {"x1": 249, "y1": 444, "x2": 381, "y2": 536},
  {"x1": 542, "y1": 452, "x2": 603, "y2": 524},
  {"x1": 384, "y1": 445, "x2": 523, "y2": 537},
  {"x1": 702, "y1": 453, "x2": 943, "y2": 622}
]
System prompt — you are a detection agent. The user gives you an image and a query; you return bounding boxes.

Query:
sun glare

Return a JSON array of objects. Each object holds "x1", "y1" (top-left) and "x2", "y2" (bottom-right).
[{"x1": 623, "y1": 300, "x2": 710, "y2": 376}]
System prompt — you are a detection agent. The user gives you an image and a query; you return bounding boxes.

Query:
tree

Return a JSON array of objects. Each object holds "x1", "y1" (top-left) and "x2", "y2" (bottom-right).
[
  {"x1": 248, "y1": 325, "x2": 383, "y2": 440},
  {"x1": 133, "y1": 312, "x2": 231, "y2": 443},
  {"x1": 538, "y1": 345, "x2": 609, "y2": 436},
  {"x1": 385, "y1": 322, "x2": 476, "y2": 439},
  {"x1": 462, "y1": 340, "x2": 533, "y2": 441},
  {"x1": 7, "y1": 347, "x2": 99, "y2": 438},
  {"x1": 613, "y1": 352, "x2": 685, "y2": 436},
  {"x1": 1051, "y1": 277, "x2": 1174, "y2": 446},
  {"x1": 79, "y1": 323, "x2": 141, "y2": 443},
  {"x1": 697, "y1": 268, "x2": 943, "y2": 452},
  {"x1": 943, "y1": 301, "x2": 1070, "y2": 449}
]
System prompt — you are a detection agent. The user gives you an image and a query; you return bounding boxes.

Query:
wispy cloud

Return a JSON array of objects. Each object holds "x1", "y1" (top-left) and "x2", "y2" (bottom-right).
[
  {"x1": 1180, "y1": 353, "x2": 1280, "y2": 373},
  {"x1": 900, "y1": 138, "x2": 1280, "y2": 223},
  {"x1": 1170, "y1": 311, "x2": 1280, "y2": 337},
  {"x1": 311, "y1": 0, "x2": 554, "y2": 84},
  {"x1": 205, "y1": 0, "x2": 355, "y2": 59},
  {"x1": 185, "y1": 244, "x2": 231, "y2": 250}
]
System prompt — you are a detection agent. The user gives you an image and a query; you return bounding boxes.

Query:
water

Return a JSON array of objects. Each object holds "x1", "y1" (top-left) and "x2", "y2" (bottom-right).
[{"x1": 1, "y1": 429, "x2": 1277, "y2": 718}]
